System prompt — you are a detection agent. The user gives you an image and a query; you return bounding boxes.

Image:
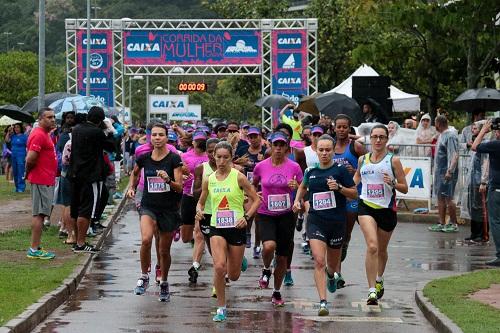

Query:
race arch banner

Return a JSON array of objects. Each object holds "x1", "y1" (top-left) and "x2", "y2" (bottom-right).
[
  {"x1": 271, "y1": 29, "x2": 308, "y2": 127},
  {"x1": 76, "y1": 30, "x2": 114, "y2": 107},
  {"x1": 123, "y1": 30, "x2": 262, "y2": 66}
]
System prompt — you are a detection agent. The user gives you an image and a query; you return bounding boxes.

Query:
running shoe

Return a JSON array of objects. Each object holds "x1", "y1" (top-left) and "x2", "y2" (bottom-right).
[
  {"x1": 58, "y1": 230, "x2": 68, "y2": 238},
  {"x1": 253, "y1": 246, "x2": 261, "y2": 259},
  {"x1": 212, "y1": 307, "x2": 227, "y2": 322},
  {"x1": 271, "y1": 291, "x2": 285, "y2": 307},
  {"x1": 188, "y1": 265, "x2": 199, "y2": 283},
  {"x1": 259, "y1": 269, "x2": 272, "y2": 289},
  {"x1": 87, "y1": 228, "x2": 97, "y2": 238},
  {"x1": 43, "y1": 217, "x2": 51, "y2": 227},
  {"x1": 341, "y1": 242, "x2": 349, "y2": 262},
  {"x1": 367, "y1": 291, "x2": 378, "y2": 305},
  {"x1": 211, "y1": 286, "x2": 217, "y2": 298},
  {"x1": 246, "y1": 233, "x2": 251, "y2": 248},
  {"x1": 318, "y1": 301, "x2": 329, "y2": 316},
  {"x1": 326, "y1": 270, "x2": 337, "y2": 293},
  {"x1": 336, "y1": 272, "x2": 346, "y2": 289},
  {"x1": 159, "y1": 282, "x2": 170, "y2": 302},
  {"x1": 134, "y1": 276, "x2": 149, "y2": 295},
  {"x1": 302, "y1": 242, "x2": 310, "y2": 254},
  {"x1": 296, "y1": 214, "x2": 304, "y2": 232},
  {"x1": 26, "y1": 248, "x2": 55, "y2": 260},
  {"x1": 173, "y1": 229, "x2": 180, "y2": 242},
  {"x1": 72, "y1": 243, "x2": 99, "y2": 253},
  {"x1": 442, "y1": 224, "x2": 459, "y2": 233},
  {"x1": 375, "y1": 280, "x2": 384, "y2": 299},
  {"x1": 241, "y1": 256, "x2": 248, "y2": 272},
  {"x1": 155, "y1": 264, "x2": 161, "y2": 284},
  {"x1": 284, "y1": 270, "x2": 294, "y2": 286},
  {"x1": 428, "y1": 223, "x2": 444, "y2": 232}
]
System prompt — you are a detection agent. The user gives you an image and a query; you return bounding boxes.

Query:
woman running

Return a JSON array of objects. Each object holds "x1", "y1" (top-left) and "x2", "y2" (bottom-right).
[
  {"x1": 195, "y1": 141, "x2": 260, "y2": 322},
  {"x1": 127, "y1": 123, "x2": 183, "y2": 302},
  {"x1": 252, "y1": 131, "x2": 303, "y2": 306},
  {"x1": 181, "y1": 131, "x2": 209, "y2": 283},
  {"x1": 353, "y1": 125, "x2": 408, "y2": 305},
  {"x1": 293, "y1": 134, "x2": 358, "y2": 316}
]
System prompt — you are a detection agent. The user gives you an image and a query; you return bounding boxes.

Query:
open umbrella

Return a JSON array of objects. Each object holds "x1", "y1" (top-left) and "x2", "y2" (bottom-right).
[
  {"x1": 452, "y1": 88, "x2": 500, "y2": 111},
  {"x1": 21, "y1": 92, "x2": 79, "y2": 113},
  {"x1": 296, "y1": 93, "x2": 322, "y2": 116},
  {"x1": 255, "y1": 94, "x2": 291, "y2": 109},
  {"x1": 0, "y1": 104, "x2": 35, "y2": 123},
  {"x1": 314, "y1": 92, "x2": 363, "y2": 125},
  {"x1": 49, "y1": 95, "x2": 105, "y2": 117},
  {"x1": 0, "y1": 116, "x2": 21, "y2": 126}
]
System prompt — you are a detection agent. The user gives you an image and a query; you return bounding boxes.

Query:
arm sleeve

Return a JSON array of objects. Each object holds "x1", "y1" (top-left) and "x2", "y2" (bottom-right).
[
  {"x1": 476, "y1": 141, "x2": 500, "y2": 154},
  {"x1": 302, "y1": 167, "x2": 311, "y2": 187}
]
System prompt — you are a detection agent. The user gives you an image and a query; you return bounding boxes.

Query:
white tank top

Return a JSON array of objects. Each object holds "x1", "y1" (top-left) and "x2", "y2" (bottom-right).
[
  {"x1": 304, "y1": 146, "x2": 319, "y2": 168},
  {"x1": 360, "y1": 153, "x2": 396, "y2": 209}
]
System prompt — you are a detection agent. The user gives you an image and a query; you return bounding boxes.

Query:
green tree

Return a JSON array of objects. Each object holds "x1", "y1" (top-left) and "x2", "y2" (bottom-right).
[{"x1": 0, "y1": 51, "x2": 64, "y2": 107}]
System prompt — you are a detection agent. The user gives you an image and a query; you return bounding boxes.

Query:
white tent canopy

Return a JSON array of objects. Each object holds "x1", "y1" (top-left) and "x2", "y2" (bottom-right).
[{"x1": 326, "y1": 64, "x2": 421, "y2": 112}]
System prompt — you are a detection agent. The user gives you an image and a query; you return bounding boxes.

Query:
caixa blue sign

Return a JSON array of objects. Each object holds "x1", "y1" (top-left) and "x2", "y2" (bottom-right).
[
  {"x1": 273, "y1": 72, "x2": 305, "y2": 90},
  {"x1": 275, "y1": 32, "x2": 303, "y2": 50},
  {"x1": 81, "y1": 32, "x2": 109, "y2": 50}
]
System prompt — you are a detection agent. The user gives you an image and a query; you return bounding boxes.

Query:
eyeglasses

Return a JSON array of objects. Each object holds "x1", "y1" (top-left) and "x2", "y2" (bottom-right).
[
  {"x1": 370, "y1": 135, "x2": 388, "y2": 141},
  {"x1": 227, "y1": 129, "x2": 239, "y2": 133}
]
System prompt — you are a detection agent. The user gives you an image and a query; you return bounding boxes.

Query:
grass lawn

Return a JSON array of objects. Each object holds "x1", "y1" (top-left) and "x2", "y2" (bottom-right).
[
  {"x1": 117, "y1": 175, "x2": 129, "y2": 193},
  {"x1": 0, "y1": 226, "x2": 83, "y2": 326},
  {"x1": 0, "y1": 176, "x2": 30, "y2": 202},
  {"x1": 423, "y1": 269, "x2": 500, "y2": 333}
]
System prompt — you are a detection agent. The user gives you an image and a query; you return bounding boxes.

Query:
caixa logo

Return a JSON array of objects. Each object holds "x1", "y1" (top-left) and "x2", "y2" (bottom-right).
[
  {"x1": 83, "y1": 37, "x2": 107, "y2": 46},
  {"x1": 152, "y1": 100, "x2": 186, "y2": 108},
  {"x1": 83, "y1": 77, "x2": 108, "y2": 85},
  {"x1": 127, "y1": 42, "x2": 160, "y2": 52},
  {"x1": 277, "y1": 77, "x2": 302, "y2": 85}
]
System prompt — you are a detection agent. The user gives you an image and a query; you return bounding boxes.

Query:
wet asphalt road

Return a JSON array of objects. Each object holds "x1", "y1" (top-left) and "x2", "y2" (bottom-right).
[{"x1": 34, "y1": 203, "x2": 496, "y2": 333}]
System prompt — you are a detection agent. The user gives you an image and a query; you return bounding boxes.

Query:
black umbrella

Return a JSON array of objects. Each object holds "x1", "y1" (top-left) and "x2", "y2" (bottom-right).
[
  {"x1": 255, "y1": 94, "x2": 291, "y2": 109},
  {"x1": 21, "y1": 92, "x2": 79, "y2": 113},
  {"x1": 0, "y1": 104, "x2": 35, "y2": 123},
  {"x1": 452, "y1": 88, "x2": 500, "y2": 111},
  {"x1": 296, "y1": 93, "x2": 322, "y2": 116},
  {"x1": 314, "y1": 92, "x2": 363, "y2": 125}
]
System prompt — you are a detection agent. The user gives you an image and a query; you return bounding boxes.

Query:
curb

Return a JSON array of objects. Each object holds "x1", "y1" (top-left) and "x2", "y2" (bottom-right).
[
  {"x1": 415, "y1": 284, "x2": 463, "y2": 333},
  {"x1": 1, "y1": 195, "x2": 129, "y2": 333}
]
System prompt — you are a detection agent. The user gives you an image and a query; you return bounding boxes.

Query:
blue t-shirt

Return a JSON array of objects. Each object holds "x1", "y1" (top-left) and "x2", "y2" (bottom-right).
[
  {"x1": 10, "y1": 133, "x2": 28, "y2": 155},
  {"x1": 303, "y1": 163, "x2": 355, "y2": 222}
]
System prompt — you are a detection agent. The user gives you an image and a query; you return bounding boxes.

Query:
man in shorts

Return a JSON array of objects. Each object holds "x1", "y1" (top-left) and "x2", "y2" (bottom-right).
[{"x1": 26, "y1": 108, "x2": 58, "y2": 259}]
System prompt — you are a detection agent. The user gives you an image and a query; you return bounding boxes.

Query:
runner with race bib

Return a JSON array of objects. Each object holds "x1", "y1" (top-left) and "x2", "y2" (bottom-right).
[
  {"x1": 195, "y1": 141, "x2": 260, "y2": 322},
  {"x1": 293, "y1": 134, "x2": 357, "y2": 316},
  {"x1": 252, "y1": 131, "x2": 303, "y2": 307},
  {"x1": 353, "y1": 124, "x2": 408, "y2": 306}
]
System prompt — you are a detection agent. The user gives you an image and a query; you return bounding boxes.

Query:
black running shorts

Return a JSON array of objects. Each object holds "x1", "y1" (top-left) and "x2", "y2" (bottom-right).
[
  {"x1": 257, "y1": 212, "x2": 295, "y2": 257},
  {"x1": 358, "y1": 200, "x2": 397, "y2": 232},
  {"x1": 200, "y1": 214, "x2": 211, "y2": 241},
  {"x1": 209, "y1": 226, "x2": 246, "y2": 246},
  {"x1": 306, "y1": 214, "x2": 345, "y2": 249},
  {"x1": 140, "y1": 208, "x2": 180, "y2": 233},
  {"x1": 180, "y1": 194, "x2": 196, "y2": 226}
]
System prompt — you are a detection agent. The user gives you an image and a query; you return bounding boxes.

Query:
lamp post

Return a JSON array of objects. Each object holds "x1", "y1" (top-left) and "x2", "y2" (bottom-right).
[
  {"x1": 38, "y1": 0, "x2": 45, "y2": 112},
  {"x1": 128, "y1": 75, "x2": 143, "y2": 120},
  {"x1": 3, "y1": 32, "x2": 12, "y2": 51}
]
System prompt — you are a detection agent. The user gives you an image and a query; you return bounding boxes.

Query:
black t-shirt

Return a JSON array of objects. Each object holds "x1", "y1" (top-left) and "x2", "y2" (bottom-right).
[
  {"x1": 136, "y1": 151, "x2": 183, "y2": 211},
  {"x1": 303, "y1": 163, "x2": 355, "y2": 222},
  {"x1": 477, "y1": 140, "x2": 500, "y2": 189}
]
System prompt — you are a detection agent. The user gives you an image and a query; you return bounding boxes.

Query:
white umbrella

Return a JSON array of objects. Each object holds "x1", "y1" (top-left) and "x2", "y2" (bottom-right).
[{"x1": 0, "y1": 116, "x2": 21, "y2": 126}]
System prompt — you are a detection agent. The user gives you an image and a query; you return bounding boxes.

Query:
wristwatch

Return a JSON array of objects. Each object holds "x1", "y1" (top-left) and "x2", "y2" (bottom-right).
[
  {"x1": 165, "y1": 177, "x2": 171, "y2": 184},
  {"x1": 244, "y1": 214, "x2": 251, "y2": 222},
  {"x1": 337, "y1": 184, "x2": 343, "y2": 191}
]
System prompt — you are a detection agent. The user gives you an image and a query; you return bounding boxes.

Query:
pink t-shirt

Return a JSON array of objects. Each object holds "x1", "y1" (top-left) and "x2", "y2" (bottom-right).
[
  {"x1": 135, "y1": 143, "x2": 178, "y2": 190},
  {"x1": 27, "y1": 127, "x2": 57, "y2": 186},
  {"x1": 181, "y1": 148, "x2": 208, "y2": 196},
  {"x1": 253, "y1": 157, "x2": 303, "y2": 216}
]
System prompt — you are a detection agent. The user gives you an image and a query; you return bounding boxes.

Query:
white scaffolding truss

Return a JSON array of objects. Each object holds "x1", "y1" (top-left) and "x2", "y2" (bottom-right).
[{"x1": 65, "y1": 18, "x2": 317, "y2": 129}]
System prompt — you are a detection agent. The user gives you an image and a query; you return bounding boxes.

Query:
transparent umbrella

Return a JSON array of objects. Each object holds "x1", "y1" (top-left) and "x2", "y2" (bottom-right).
[{"x1": 49, "y1": 95, "x2": 105, "y2": 118}]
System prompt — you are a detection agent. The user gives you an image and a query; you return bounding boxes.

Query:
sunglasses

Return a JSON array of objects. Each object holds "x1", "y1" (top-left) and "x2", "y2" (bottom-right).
[
  {"x1": 312, "y1": 132, "x2": 323, "y2": 137},
  {"x1": 227, "y1": 129, "x2": 239, "y2": 133}
]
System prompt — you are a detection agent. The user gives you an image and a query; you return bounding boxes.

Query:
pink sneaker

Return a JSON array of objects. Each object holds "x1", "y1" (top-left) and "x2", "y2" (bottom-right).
[
  {"x1": 258, "y1": 269, "x2": 271, "y2": 289},
  {"x1": 271, "y1": 291, "x2": 285, "y2": 307}
]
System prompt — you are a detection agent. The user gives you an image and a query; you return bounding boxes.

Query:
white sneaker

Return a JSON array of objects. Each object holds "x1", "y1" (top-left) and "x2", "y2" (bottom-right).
[{"x1": 43, "y1": 217, "x2": 51, "y2": 227}]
